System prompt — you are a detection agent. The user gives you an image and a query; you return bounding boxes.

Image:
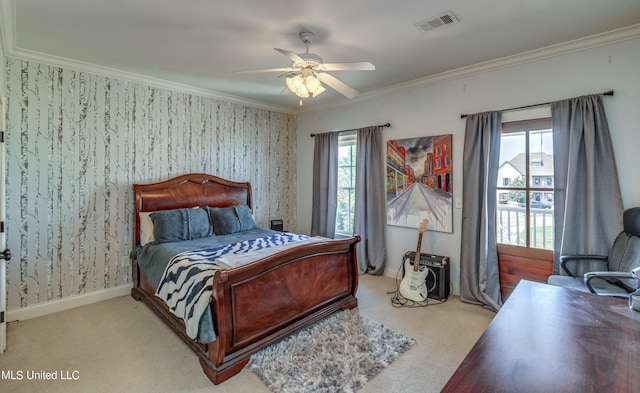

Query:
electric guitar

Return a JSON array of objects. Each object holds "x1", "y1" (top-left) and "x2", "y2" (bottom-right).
[{"x1": 399, "y1": 218, "x2": 429, "y2": 302}]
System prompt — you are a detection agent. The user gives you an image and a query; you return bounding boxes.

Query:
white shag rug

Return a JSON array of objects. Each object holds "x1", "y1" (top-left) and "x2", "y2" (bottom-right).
[{"x1": 247, "y1": 309, "x2": 416, "y2": 393}]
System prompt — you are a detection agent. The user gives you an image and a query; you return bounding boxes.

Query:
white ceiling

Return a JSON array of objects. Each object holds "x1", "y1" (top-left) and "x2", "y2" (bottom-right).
[{"x1": 2, "y1": 0, "x2": 640, "y2": 113}]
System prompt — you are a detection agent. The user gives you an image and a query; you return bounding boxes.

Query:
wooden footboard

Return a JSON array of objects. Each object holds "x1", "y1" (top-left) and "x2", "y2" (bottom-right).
[
  {"x1": 205, "y1": 236, "x2": 359, "y2": 383},
  {"x1": 132, "y1": 236, "x2": 359, "y2": 384},
  {"x1": 130, "y1": 174, "x2": 360, "y2": 384}
]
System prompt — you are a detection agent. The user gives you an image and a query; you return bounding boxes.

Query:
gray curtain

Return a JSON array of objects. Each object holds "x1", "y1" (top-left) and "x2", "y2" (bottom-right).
[
  {"x1": 460, "y1": 111, "x2": 503, "y2": 311},
  {"x1": 311, "y1": 132, "x2": 339, "y2": 238},
  {"x1": 354, "y1": 126, "x2": 387, "y2": 274},
  {"x1": 551, "y1": 94, "x2": 624, "y2": 275}
]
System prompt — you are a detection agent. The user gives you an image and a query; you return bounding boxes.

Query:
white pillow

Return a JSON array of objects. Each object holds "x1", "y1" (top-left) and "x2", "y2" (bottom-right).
[{"x1": 139, "y1": 211, "x2": 155, "y2": 245}]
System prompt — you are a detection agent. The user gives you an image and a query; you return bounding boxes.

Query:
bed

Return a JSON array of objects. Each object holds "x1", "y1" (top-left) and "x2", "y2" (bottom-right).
[{"x1": 130, "y1": 173, "x2": 360, "y2": 384}]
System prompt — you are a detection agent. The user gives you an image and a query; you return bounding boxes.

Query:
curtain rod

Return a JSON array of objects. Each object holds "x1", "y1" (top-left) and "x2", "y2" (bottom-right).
[
  {"x1": 459, "y1": 90, "x2": 614, "y2": 119},
  {"x1": 310, "y1": 123, "x2": 391, "y2": 137}
]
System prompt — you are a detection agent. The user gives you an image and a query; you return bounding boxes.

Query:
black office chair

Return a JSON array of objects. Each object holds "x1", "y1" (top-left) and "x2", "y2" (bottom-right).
[{"x1": 547, "y1": 207, "x2": 640, "y2": 298}]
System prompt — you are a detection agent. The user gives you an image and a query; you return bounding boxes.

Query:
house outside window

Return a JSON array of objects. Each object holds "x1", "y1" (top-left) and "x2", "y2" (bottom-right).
[
  {"x1": 336, "y1": 133, "x2": 356, "y2": 235},
  {"x1": 496, "y1": 117, "x2": 554, "y2": 251}
]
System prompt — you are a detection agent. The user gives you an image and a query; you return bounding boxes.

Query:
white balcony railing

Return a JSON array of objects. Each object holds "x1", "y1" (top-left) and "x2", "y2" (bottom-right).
[{"x1": 497, "y1": 205, "x2": 554, "y2": 250}]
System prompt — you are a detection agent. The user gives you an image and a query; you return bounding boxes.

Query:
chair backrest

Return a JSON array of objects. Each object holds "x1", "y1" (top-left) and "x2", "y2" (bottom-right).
[
  {"x1": 624, "y1": 207, "x2": 640, "y2": 237},
  {"x1": 608, "y1": 207, "x2": 640, "y2": 272}
]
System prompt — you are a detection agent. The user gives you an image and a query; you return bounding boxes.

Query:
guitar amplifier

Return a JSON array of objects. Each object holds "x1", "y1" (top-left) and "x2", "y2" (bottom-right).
[{"x1": 403, "y1": 251, "x2": 450, "y2": 300}]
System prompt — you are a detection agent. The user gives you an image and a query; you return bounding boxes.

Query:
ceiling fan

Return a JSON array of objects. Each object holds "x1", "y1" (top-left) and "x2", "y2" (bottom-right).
[{"x1": 236, "y1": 31, "x2": 375, "y2": 100}]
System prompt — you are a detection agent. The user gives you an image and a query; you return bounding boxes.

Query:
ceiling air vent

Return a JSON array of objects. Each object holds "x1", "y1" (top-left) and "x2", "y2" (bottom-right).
[{"x1": 414, "y1": 11, "x2": 459, "y2": 32}]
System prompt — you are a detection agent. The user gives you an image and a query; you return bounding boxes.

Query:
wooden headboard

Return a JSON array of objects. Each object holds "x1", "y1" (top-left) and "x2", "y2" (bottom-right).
[{"x1": 133, "y1": 173, "x2": 252, "y2": 245}]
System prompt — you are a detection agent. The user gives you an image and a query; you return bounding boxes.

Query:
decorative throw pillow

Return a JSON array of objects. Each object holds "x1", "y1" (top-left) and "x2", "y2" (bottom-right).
[
  {"x1": 208, "y1": 206, "x2": 242, "y2": 235},
  {"x1": 188, "y1": 207, "x2": 215, "y2": 239},
  {"x1": 150, "y1": 207, "x2": 213, "y2": 243},
  {"x1": 234, "y1": 204, "x2": 257, "y2": 231}
]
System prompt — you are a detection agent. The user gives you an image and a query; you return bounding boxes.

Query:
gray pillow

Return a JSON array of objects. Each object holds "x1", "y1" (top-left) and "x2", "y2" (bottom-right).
[
  {"x1": 208, "y1": 206, "x2": 241, "y2": 235},
  {"x1": 234, "y1": 204, "x2": 256, "y2": 231},
  {"x1": 150, "y1": 207, "x2": 213, "y2": 243},
  {"x1": 189, "y1": 207, "x2": 215, "y2": 239}
]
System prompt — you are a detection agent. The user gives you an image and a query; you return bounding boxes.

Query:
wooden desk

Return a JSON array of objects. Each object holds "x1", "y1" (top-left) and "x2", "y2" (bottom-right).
[{"x1": 441, "y1": 280, "x2": 640, "y2": 393}]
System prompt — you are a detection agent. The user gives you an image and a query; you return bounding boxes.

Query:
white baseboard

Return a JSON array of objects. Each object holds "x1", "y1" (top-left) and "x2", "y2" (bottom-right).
[{"x1": 6, "y1": 284, "x2": 133, "y2": 322}]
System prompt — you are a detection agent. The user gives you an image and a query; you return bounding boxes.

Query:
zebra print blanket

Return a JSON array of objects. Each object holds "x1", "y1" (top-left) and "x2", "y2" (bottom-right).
[{"x1": 155, "y1": 232, "x2": 316, "y2": 340}]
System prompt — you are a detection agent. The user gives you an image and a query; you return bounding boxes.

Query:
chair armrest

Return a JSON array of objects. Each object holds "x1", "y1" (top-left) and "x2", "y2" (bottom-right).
[
  {"x1": 584, "y1": 271, "x2": 634, "y2": 280},
  {"x1": 584, "y1": 271, "x2": 637, "y2": 297},
  {"x1": 559, "y1": 254, "x2": 608, "y2": 276}
]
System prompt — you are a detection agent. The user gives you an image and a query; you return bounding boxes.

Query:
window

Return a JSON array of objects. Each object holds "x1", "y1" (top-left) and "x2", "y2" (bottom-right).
[
  {"x1": 336, "y1": 133, "x2": 357, "y2": 235},
  {"x1": 496, "y1": 118, "x2": 554, "y2": 250}
]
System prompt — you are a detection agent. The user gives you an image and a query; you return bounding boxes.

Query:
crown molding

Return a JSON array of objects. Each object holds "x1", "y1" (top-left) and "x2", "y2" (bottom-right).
[
  {"x1": 2, "y1": 0, "x2": 638, "y2": 116},
  {"x1": 7, "y1": 47, "x2": 297, "y2": 114},
  {"x1": 0, "y1": 0, "x2": 15, "y2": 59},
  {"x1": 302, "y1": 23, "x2": 640, "y2": 114},
  {"x1": 0, "y1": 0, "x2": 295, "y2": 115}
]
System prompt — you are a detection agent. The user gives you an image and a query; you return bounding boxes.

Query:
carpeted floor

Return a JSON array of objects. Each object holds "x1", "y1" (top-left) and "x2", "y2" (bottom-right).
[{"x1": 1, "y1": 275, "x2": 495, "y2": 393}]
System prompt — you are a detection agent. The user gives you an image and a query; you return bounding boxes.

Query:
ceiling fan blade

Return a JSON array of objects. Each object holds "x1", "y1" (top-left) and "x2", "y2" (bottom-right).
[
  {"x1": 321, "y1": 62, "x2": 375, "y2": 71},
  {"x1": 235, "y1": 67, "x2": 295, "y2": 74},
  {"x1": 274, "y1": 48, "x2": 306, "y2": 64},
  {"x1": 278, "y1": 71, "x2": 299, "y2": 78},
  {"x1": 317, "y1": 73, "x2": 359, "y2": 99}
]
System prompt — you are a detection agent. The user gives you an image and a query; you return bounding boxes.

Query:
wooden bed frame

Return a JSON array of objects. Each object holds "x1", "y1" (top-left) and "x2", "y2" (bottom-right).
[{"x1": 130, "y1": 173, "x2": 359, "y2": 384}]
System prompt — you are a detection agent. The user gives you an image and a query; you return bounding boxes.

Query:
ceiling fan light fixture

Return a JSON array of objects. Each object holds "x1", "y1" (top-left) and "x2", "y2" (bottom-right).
[
  {"x1": 305, "y1": 75, "x2": 323, "y2": 94},
  {"x1": 237, "y1": 30, "x2": 370, "y2": 101},
  {"x1": 286, "y1": 75, "x2": 309, "y2": 98},
  {"x1": 285, "y1": 73, "x2": 326, "y2": 98},
  {"x1": 311, "y1": 83, "x2": 326, "y2": 97}
]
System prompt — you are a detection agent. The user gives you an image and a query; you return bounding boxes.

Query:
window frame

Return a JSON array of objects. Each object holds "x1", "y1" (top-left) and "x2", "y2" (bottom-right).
[
  {"x1": 335, "y1": 132, "x2": 357, "y2": 236},
  {"x1": 496, "y1": 117, "x2": 554, "y2": 254}
]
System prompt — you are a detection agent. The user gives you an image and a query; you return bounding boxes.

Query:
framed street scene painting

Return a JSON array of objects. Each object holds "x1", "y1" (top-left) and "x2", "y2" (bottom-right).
[{"x1": 386, "y1": 134, "x2": 453, "y2": 233}]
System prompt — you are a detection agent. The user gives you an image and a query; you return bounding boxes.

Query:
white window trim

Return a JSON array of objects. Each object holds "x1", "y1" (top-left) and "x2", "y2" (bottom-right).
[
  {"x1": 502, "y1": 105, "x2": 551, "y2": 122},
  {"x1": 335, "y1": 132, "x2": 357, "y2": 236}
]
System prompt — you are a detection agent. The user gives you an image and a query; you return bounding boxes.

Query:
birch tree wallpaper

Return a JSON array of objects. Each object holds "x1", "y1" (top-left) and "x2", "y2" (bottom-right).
[{"x1": 4, "y1": 58, "x2": 297, "y2": 311}]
